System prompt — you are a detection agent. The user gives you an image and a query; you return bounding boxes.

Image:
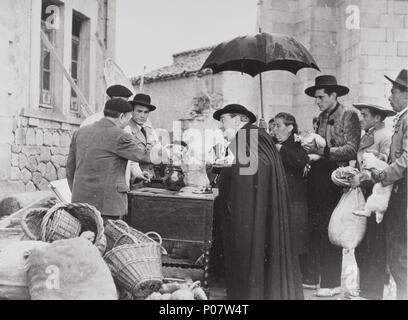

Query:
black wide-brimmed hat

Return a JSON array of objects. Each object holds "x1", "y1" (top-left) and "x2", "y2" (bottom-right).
[
  {"x1": 385, "y1": 69, "x2": 408, "y2": 89},
  {"x1": 213, "y1": 104, "x2": 257, "y2": 124},
  {"x1": 129, "y1": 93, "x2": 156, "y2": 111},
  {"x1": 104, "y1": 98, "x2": 133, "y2": 113},
  {"x1": 305, "y1": 75, "x2": 350, "y2": 97},
  {"x1": 106, "y1": 85, "x2": 133, "y2": 99},
  {"x1": 353, "y1": 103, "x2": 397, "y2": 118}
]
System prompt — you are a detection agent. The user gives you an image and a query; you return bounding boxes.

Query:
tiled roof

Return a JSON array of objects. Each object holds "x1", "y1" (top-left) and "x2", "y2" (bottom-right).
[
  {"x1": 131, "y1": 46, "x2": 215, "y2": 85},
  {"x1": 172, "y1": 46, "x2": 216, "y2": 58}
]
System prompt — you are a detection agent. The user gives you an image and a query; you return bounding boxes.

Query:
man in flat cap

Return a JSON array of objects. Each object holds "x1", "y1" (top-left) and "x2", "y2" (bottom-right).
[
  {"x1": 365, "y1": 69, "x2": 407, "y2": 300},
  {"x1": 348, "y1": 103, "x2": 396, "y2": 300},
  {"x1": 80, "y1": 84, "x2": 133, "y2": 128},
  {"x1": 66, "y1": 98, "x2": 160, "y2": 222},
  {"x1": 106, "y1": 84, "x2": 133, "y2": 100},
  {"x1": 213, "y1": 104, "x2": 304, "y2": 300},
  {"x1": 301, "y1": 75, "x2": 361, "y2": 297},
  {"x1": 127, "y1": 94, "x2": 159, "y2": 186}
]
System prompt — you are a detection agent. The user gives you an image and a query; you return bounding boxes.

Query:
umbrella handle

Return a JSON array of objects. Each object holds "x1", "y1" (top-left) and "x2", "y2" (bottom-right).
[{"x1": 259, "y1": 73, "x2": 265, "y2": 119}]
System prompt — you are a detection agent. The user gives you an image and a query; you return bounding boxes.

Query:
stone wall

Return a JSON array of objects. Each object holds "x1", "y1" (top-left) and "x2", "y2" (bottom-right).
[
  {"x1": 257, "y1": 0, "x2": 408, "y2": 131},
  {"x1": 0, "y1": 0, "x2": 116, "y2": 197},
  {"x1": 9, "y1": 116, "x2": 78, "y2": 193}
]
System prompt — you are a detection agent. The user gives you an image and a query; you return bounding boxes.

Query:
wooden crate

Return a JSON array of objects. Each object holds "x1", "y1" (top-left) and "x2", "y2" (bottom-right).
[{"x1": 128, "y1": 187, "x2": 218, "y2": 288}]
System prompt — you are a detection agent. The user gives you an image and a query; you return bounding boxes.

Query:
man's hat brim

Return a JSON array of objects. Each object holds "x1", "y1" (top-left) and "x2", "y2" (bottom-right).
[
  {"x1": 353, "y1": 103, "x2": 397, "y2": 117},
  {"x1": 384, "y1": 75, "x2": 408, "y2": 89},
  {"x1": 213, "y1": 106, "x2": 257, "y2": 124},
  {"x1": 129, "y1": 100, "x2": 157, "y2": 111},
  {"x1": 305, "y1": 84, "x2": 350, "y2": 97}
]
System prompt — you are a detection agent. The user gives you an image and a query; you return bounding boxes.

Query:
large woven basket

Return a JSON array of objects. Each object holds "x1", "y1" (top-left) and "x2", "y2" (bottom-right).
[
  {"x1": 21, "y1": 203, "x2": 105, "y2": 246},
  {"x1": 104, "y1": 233, "x2": 163, "y2": 298},
  {"x1": 104, "y1": 220, "x2": 167, "y2": 254}
]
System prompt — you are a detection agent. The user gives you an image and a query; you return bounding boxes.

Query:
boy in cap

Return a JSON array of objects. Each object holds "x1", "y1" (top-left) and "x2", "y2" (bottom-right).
[
  {"x1": 366, "y1": 69, "x2": 407, "y2": 300},
  {"x1": 348, "y1": 103, "x2": 396, "y2": 300}
]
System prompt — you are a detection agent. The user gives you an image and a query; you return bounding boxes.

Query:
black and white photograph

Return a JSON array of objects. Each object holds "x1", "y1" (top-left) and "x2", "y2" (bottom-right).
[{"x1": 0, "y1": 0, "x2": 407, "y2": 306}]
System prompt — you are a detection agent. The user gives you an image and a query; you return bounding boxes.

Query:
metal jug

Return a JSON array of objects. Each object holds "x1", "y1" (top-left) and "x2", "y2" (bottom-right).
[{"x1": 163, "y1": 165, "x2": 185, "y2": 191}]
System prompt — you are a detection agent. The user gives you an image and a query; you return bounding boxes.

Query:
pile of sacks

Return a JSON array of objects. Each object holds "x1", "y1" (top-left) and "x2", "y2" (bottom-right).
[{"x1": 0, "y1": 238, "x2": 117, "y2": 300}]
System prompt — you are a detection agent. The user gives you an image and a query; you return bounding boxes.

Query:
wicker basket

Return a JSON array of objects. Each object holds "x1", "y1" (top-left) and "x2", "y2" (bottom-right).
[
  {"x1": 41, "y1": 208, "x2": 82, "y2": 242},
  {"x1": 104, "y1": 233, "x2": 163, "y2": 297},
  {"x1": 21, "y1": 203, "x2": 105, "y2": 247},
  {"x1": 104, "y1": 220, "x2": 167, "y2": 254}
]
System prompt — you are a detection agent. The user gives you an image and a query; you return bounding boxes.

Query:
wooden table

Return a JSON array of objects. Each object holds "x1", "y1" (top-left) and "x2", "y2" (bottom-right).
[{"x1": 127, "y1": 187, "x2": 218, "y2": 287}]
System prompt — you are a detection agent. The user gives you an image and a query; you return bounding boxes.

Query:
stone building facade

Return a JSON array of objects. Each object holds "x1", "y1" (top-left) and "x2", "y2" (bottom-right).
[
  {"x1": 257, "y1": 0, "x2": 408, "y2": 130},
  {"x1": 132, "y1": 0, "x2": 408, "y2": 136},
  {"x1": 0, "y1": 0, "x2": 116, "y2": 196}
]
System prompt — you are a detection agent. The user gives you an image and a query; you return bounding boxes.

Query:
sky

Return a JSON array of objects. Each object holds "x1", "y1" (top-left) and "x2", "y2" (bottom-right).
[{"x1": 115, "y1": 0, "x2": 258, "y2": 77}]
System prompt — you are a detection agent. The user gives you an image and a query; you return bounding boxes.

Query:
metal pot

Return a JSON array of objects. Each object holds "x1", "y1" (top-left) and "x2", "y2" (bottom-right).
[{"x1": 163, "y1": 165, "x2": 185, "y2": 191}]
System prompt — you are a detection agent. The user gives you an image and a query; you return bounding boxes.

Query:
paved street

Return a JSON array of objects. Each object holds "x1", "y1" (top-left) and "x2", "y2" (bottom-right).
[{"x1": 207, "y1": 250, "x2": 397, "y2": 300}]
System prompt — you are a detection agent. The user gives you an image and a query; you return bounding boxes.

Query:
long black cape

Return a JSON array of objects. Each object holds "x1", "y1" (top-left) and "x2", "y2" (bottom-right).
[{"x1": 218, "y1": 123, "x2": 304, "y2": 300}]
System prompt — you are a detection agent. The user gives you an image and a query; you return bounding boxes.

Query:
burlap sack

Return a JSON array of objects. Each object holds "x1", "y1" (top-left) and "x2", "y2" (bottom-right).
[
  {"x1": 27, "y1": 237, "x2": 117, "y2": 300},
  {"x1": 0, "y1": 241, "x2": 49, "y2": 300},
  {"x1": 328, "y1": 188, "x2": 367, "y2": 250}
]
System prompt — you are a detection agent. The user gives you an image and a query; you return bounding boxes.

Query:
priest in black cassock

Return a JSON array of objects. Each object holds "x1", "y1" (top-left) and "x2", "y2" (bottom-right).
[{"x1": 213, "y1": 104, "x2": 304, "y2": 300}]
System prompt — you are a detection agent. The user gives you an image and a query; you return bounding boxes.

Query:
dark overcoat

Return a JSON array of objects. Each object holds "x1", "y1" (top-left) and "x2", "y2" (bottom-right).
[{"x1": 279, "y1": 134, "x2": 309, "y2": 255}]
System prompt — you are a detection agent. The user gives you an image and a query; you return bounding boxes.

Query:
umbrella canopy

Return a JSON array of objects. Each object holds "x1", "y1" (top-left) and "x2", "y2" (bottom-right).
[{"x1": 201, "y1": 32, "x2": 320, "y2": 77}]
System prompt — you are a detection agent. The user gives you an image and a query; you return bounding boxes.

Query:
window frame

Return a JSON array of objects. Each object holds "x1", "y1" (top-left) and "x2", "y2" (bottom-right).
[
  {"x1": 70, "y1": 34, "x2": 80, "y2": 114},
  {"x1": 39, "y1": 20, "x2": 56, "y2": 109}
]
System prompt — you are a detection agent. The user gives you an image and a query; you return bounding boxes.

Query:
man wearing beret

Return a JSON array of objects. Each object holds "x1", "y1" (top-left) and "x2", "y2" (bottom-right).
[
  {"x1": 301, "y1": 75, "x2": 361, "y2": 297},
  {"x1": 348, "y1": 103, "x2": 395, "y2": 300},
  {"x1": 80, "y1": 84, "x2": 133, "y2": 128},
  {"x1": 366, "y1": 69, "x2": 407, "y2": 300},
  {"x1": 66, "y1": 98, "x2": 159, "y2": 222},
  {"x1": 213, "y1": 104, "x2": 304, "y2": 300}
]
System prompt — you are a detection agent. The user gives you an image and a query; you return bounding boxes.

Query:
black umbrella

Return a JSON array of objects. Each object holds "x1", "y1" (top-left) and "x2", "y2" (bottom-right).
[{"x1": 201, "y1": 32, "x2": 320, "y2": 119}]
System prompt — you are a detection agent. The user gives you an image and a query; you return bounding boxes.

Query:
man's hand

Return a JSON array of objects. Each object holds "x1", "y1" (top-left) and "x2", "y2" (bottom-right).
[
  {"x1": 303, "y1": 164, "x2": 311, "y2": 177},
  {"x1": 308, "y1": 154, "x2": 322, "y2": 163},
  {"x1": 134, "y1": 171, "x2": 152, "y2": 183},
  {"x1": 303, "y1": 142, "x2": 319, "y2": 154},
  {"x1": 365, "y1": 149, "x2": 387, "y2": 162},
  {"x1": 371, "y1": 169, "x2": 383, "y2": 183},
  {"x1": 349, "y1": 174, "x2": 361, "y2": 189}
]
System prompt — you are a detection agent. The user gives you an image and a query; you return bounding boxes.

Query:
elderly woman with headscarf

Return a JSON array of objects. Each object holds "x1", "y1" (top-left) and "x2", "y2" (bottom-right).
[{"x1": 273, "y1": 113, "x2": 310, "y2": 273}]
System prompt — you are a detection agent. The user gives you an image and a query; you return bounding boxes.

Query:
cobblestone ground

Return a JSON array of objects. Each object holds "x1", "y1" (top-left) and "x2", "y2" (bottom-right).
[{"x1": 208, "y1": 250, "x2": 397, "y2": 301}]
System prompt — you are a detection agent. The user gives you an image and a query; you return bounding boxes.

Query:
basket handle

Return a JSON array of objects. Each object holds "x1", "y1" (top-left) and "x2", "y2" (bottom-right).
[
  {"x1": 67, "y1": 202, "x2": 105, "y2": 245},
  {"x1": 20, "y1": 207, "x2": 48, "y2": 241},
  {"x1": 113, "y1": 232, "x2": 141, "y2": 247},
  {"x1": 40, "y1": 203, "x2": 68, "y2": 241},
  {"x1": 145, "y1": 231, "x2": 163, "y2": 246},
  {"x1": 145, "y1": 231, "x2": 168, "y2": 255}
]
